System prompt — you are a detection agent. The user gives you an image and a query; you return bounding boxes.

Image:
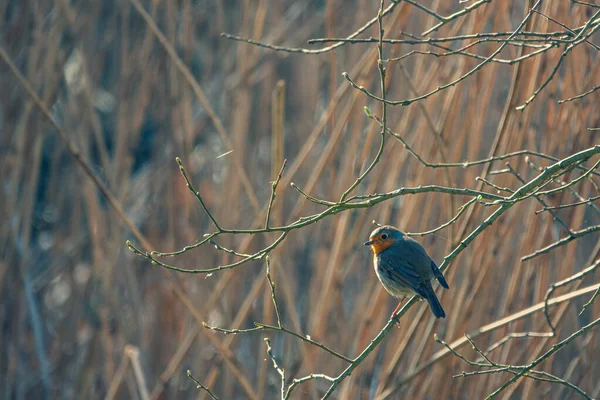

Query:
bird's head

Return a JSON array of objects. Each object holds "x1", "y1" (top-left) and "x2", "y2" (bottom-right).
[{"x1": 364, "y1": 225, "x2": 405, "y2": 255}]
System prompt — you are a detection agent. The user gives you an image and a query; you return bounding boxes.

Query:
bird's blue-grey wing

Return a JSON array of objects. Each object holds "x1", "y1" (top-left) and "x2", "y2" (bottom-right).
[
  {"x1": 380, "y1": 246, "x2": 447, "y2": 318},
  {"x1": 430, "y1": 259, "x2": 449, "y2": 289},
  {"x1": 400, "y1": 237, "x2": 449, "y2": 289},
  {"x1": 377, "y1": 252, "x2": 426, "y2": 297}
]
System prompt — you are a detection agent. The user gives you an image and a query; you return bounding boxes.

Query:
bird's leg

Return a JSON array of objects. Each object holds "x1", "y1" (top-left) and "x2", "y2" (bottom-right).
[{"x1": 391, "y1": 298, "x2": 405, "y2": 319}]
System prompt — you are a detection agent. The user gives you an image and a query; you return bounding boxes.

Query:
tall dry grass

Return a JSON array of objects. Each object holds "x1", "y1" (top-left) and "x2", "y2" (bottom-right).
[{"x1": 1, "y1": 0, "x2": 600, "y2": 399}]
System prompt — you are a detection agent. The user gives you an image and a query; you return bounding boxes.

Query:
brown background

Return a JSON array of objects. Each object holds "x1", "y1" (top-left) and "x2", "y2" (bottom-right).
[{"x1": 1, "y1": 0, "x2": 600, "y2": 399}]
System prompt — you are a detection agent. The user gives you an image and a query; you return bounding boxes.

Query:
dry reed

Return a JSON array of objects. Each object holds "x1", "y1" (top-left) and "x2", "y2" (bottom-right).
[{"x1": 1, "y1": 1, "x2": 600, "y2": 399}]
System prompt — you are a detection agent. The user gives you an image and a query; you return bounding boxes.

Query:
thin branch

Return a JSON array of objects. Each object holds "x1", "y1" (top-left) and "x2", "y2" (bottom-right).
[
  {"x1": 150, "y1": 233, "x2": 218, "y2": 257},
  {"x1": 385, "y1": 35, "x2": 553, "y2": 65},
  {"x1": 516, "y1": 10, "x2": 600, "y2": 110},
  {"x1": 265, "y1": 257, "x2": 283, "y2": 328},
  {"x1": 343, "y1": 0, "x2": 544, "y2": 107},
  {"x1": 485, "y1": 158, "x2": 597, "y2": 207},
  {"x1": 476, "y1": 177, "x2": 514, "y2": 193},
  {"x1": 536, "y1": 194, "x2": 600, "y2": 214},
  {"x1": 176, "y1": 157, "x2": 221, "y2": 230},
  {"x1": 504, "y1": 163, "x2": 572, "y2": 235},
  {"x1": 435, "y1": 334, "x2": 485, "y2": 367},
  {"x1": 534, "y1": 158, "x2": 600, "y2": 197},
  {"x1": 389, "y1": 283, "x2": 600, "y2": 393},
  {"x1": 544, "y1": 260, "x2": 600, "y2": 333},
  {"x1": 308, "y1": 26, "x2": 586, "y2": 44},
  {"x1": 201, "y1": 257, "x2": 353, "y2": 364},
  {"x1": 370, "y1": 112, "x2": 599, "y2": 176},
  {"x1": 187, "y1": 370, "x2": 220, "y2": 400},
  {"x1": 285, "y1": 374, "x2": 335, "y2": 399},
  {"x1": 580, "y1": 286, "x2": 600, "y2": 316},
  {"x1": 264, "y1": 338, "x2": 285, "y2": 399},
  {"x1": 220, "y1": 1, "x2": 400, "y2": 54},
  {"x1": 560, "y1": 84, "x2": 600, "y2": 104},
  {"x1": 291, "y1": 183, "x2": 337, "y2": 206},
  {"x1": 572, "y1": 0, "x2": 600, "y2": 7},
  {"x1": 407, "y1": 197, "x2": 478, "y2": 237},
  {"x1": 256, "y1": 323, "x2": 354, "y2": 363},
  {"x1": 403, "y1": 0, "x2": 492, "y2": 36},
  {"x1": 322, "y1": 180, "x2": 537, "y2": 397},
  {"x1": 266, "y1": 160, "x2": 287, "y2": 229},
  {"x1": 126, "y1": 232, "x2": 288, "y2": 274},
  {"x1": 485, "y1": 332, "x2": 554, "y2": 354},
  {"x1": 439, "y1": 332, "x2": 592, "y2": 399},
  {"x1": 209, "y1": 240, "x2": 252, "y2": 258},
  {"x1": 129, "y1": 146, "x2": 600, "y2": 278},
  {"x1": 531, "y1": 9, "x2": 600, "y2": 50},
  {"x1": 525, "y1": 157, "x2": 600, "y2": 214},
  {"x1": 486, "y1": 317, "x2": 600, "y2": 399},
  {"x1": 522, "y1": 225, "x2": 600, "y2": 261},
  {"x1": 202, "y1": 323, "x2": 262, "y2": 335},
  {"x1": 339, "y1": 1, "x2": 388, "y2": 202}
]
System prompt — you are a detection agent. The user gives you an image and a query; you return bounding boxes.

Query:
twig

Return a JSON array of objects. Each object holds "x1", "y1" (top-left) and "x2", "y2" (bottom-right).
[
  {"x1": 486, "y1": 317, "x2": 600, "y2": 399},
  {"x1": 370, "y1": 112, "x2": 600, "y2": 178},
  {"x1": 339, "y1": 0, "x2": 388, "y2": 202},
  {"x1": 201, "y1": 258, "x2": 354, "y2": 364},
  {"x1": 571, "y1": 0, "x2": 600, "y2": 7},
  {"x1": 265, "y1": 257, "x2": 283, "y2": 328},
  {"x1": 308, "y1": 26, "x2": 586, "y2": 44},
  {"x1": 407, "y1": 198, "x2": 478, "y2": 237},
  {"x1": 543, "y1": 260, "x2": 600, "y2": 333},
  {"x1": 476, "y1": 177, "x2": 514, "y2": 193},
  {"x1": 516, "y1": 10, "x2": 600, "y2": 110},
  {"x1": 264, "y1": 338, "x2": 285, "y2": 399},
  {"x1": 220, "y1": 1, "x2": 400, "y2": 54},
  {"x1": 126, "y1": 232, "x2": 287, "y2": 274},
  {"x1": 290, "y1": 183, "x2": 337, "y2": 206},
  {"x1": 386, "y1": 36, "x2": 553, "y2": 65},
  {"x1": 403, "y1": 0, "x2": 492, "y2": 36},
  {"x1": 504, "y1": 163, "x2": 572, "y2": 236},
  {"x1": 522, "y1": 224, "x2": 600, "y2": 261},
  {"x1": 285, "y1": 374, "x2": 335, "y2": 399},
  {"x1": 176, "y1": 157, "x2": 221, "y2": 230},
  {"x1": 560, "y1": 84, "x2": 600, "y2": 103},
  {"x1": 580, "y1": 286, "x2": 600, "y2": 316},
  {"x1": 187, "y1": 370, "x2": 220, "y2": 400},
  {"x1": 534, "y1": 158, "x2": 600, "y2": 197},
  {"x1": 257, "y1": 324, "x2": 353, "y2": 363},
  {"x1": 202, "y1": 323, "x2": 262, "y2": 335},
  {"x1": 438, "y1": 332, "x2": 592, "y2": 399},
  {"x1": 536, "y1": 195, "x2": 600, "y2": 214},
  {"x1": 209, "y1": 240, "x2": 252, "y2": 258},
  {"x1": 485, "y1": 332, "x2": 554, "y2": 354},
  {"x1": 266, "y1": 160, "x2": 287, "y2": 229},
  {"x1": 387, "y1": 283, "x2": 600, "y2": 393},
  {"x1": 531, "y1": 9, "x2": 600, "y2": 50},
  {"x1": 343, "y1": 0, "x2": 542, "y2": 107}
]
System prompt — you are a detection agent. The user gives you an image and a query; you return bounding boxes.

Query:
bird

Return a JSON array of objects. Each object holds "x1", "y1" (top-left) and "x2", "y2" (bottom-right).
[{"x1": 364, "y1": 225, "x2": 449, "y2": 319}]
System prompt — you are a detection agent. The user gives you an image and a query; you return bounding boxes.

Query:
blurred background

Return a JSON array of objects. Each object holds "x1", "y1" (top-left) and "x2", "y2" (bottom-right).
[{"x1": 1, "y1": 0, "x2": 600, "y2": 399}]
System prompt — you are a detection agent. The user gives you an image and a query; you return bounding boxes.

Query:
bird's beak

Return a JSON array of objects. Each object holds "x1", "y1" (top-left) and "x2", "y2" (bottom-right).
[{"x1": 364, "y1": 239, "x2": 375, "y2": 246}]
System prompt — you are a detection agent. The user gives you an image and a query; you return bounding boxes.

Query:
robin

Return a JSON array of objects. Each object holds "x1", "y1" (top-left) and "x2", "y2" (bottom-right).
[{"x1": 364, "y1": 225, "x2": 449, "y2": 319}]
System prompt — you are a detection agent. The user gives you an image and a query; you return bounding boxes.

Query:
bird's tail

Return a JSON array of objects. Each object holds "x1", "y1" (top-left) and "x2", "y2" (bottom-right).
[{"x1": 423, "y1": 284, "x2": 446, "y2": 319}]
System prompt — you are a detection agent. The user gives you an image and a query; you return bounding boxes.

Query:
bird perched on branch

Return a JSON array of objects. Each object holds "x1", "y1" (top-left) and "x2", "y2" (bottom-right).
[{"x1": 364, "y1": 225, "x2": 449, "y2": 319}]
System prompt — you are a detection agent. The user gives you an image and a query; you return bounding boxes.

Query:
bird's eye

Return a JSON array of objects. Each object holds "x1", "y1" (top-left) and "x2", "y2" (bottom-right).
[{"x1": 381, "y1": 234, "x2": 388, "y2": 239}]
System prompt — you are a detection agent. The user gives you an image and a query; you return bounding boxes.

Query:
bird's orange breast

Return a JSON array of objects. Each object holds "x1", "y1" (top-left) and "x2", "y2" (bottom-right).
[{"x1": 369, "y1": 238, "x2": 395, "y2": 255}]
